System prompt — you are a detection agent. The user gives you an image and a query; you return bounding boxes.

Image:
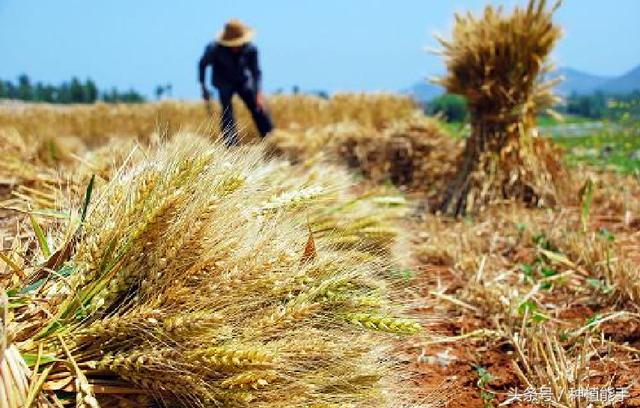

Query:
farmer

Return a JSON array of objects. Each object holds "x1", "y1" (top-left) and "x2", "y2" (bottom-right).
[{"x1": 198, "y1": 19, "x2": 274, "y2": 146}]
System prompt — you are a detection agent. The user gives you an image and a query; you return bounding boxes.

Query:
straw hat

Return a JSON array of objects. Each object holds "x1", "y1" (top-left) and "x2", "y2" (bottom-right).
[{"x1": 217, "y1": 19, "x2": 254, "y2": 47}]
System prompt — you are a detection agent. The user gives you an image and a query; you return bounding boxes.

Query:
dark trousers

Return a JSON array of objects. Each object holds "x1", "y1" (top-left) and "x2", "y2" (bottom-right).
[{"x1": 217, "y1": 83, "x2": 274, "y2": 146}]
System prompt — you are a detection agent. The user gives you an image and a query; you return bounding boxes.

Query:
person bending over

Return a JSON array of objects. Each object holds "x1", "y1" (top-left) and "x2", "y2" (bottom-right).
[{"x1": 198, "y1": 19, "x2": 274, "y2": 146}]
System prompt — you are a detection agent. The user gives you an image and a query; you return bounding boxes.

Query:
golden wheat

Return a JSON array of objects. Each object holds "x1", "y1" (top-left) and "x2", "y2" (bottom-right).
[
  {"x1": 3, "y1": 133, "x2": 420, "y2": 407},
  {"x1": 434, "y1": 0, "x2": 568, "y2": 215}
]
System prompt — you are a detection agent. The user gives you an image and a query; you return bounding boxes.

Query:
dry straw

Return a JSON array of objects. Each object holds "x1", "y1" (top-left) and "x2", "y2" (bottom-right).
[
  {"x1": 267, "y1": 117, "x2": 460, "y2": 196},
  {"x1": 433, "y1": 0, "x2": 570, "y2": 215}
]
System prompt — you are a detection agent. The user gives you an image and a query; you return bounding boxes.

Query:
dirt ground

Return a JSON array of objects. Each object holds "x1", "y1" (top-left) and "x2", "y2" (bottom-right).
[{"x1": 398, "y1": 197, "x2": 640, "y2": 408}]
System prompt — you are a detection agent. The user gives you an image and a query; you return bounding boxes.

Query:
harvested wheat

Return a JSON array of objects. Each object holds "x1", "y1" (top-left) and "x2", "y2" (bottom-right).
[
  {"x1": 2, "y1": 133, "x2": 420, "y2": 407},
  {"x1": 434, "y1": 0, "x2": 569, "y2": 215}
]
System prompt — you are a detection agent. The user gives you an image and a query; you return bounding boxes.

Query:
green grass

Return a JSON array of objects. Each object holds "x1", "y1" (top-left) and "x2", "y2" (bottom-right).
[
  {"x1": 549, "y1": 119, "x2": 640, "y2": 173},
  {"x1": 440, "y1": 121, "x2": 468, "y2": 139},
  {"x1": 536, "y1": 114, "x2": 591, "y2": 127},
  {"x1": 437, "y1": 115, "x2": 640, "y2": 173}
]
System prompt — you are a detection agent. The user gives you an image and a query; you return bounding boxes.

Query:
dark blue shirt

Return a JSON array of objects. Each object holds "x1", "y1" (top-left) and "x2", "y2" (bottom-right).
[{"x1": 198, "y1": 42, "x2": 262, "y2": 91}]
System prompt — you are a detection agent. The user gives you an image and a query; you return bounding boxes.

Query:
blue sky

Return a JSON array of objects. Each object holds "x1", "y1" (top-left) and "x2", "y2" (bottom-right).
[{"x1": 1, "y1": 0, "x2": 639, "y2": 99}]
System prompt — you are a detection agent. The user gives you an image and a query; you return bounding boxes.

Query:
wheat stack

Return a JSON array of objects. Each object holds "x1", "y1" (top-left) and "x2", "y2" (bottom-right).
[
  {"x1": 1, "y1": 134, "x2": 419, "y2": 407},
  {"x1": 267, "y1": 117, "x2": 459, "y2": 194},
  {"x1": 434, "y1": 0, "x2": 569, "y2": 215}
]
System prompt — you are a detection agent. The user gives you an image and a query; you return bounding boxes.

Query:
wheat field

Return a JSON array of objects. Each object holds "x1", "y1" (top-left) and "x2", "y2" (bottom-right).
[
  {"x1": 1, "y1": 92, "x2": 639, "y2": 407},
  {"x1": 1, "y1": 2, "x2": 640, "y2": 403}
]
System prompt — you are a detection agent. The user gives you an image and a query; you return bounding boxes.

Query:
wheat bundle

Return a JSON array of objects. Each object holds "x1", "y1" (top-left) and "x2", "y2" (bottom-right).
[
  {"x1": 336, "y1": 119, "x2": 461, "y2": 194},
  {"x1": 268, "y1": 117, "x2": 459, "y2": 194},
  {"x1": 434, "y1": 0, "x2": 569, "y2": 215},
  {"x1": 266, "y1": 122, "x2": 366, "y2": 164},
  {"x1": 1, "y1": 134, "x2": 418, "y2": 407}
]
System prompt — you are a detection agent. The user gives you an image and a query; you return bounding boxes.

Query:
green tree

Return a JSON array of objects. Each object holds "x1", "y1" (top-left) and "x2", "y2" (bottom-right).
[
  {"x1": 102, "y1": 88, "x2": 120, "y2": 103},
  {"x1": 84, "y1": 79, "x2": 98, "y2": 103},
  {"x1": 17, "y1": 74, "x2": 34, "y2": 101},
  {"x1": 1, "y1": 76, "x2": 145, "y2": 104},
  {"x1": 564, "y1": 92, "x2": 607, "y2": 118},
  {"x1": 118, "y1": 89, "x2": 145, "y2": 103},
  {"x1": 58, "y1": 82, "x2": 72, "y2": 104},
  {"x1": 5, "y1": 81, "x2": 17, "y2": 99},
  {"x1": 34, "y1": 82, "x2": 45, "y2": 102},
  {"x1": 69, "y1": 77, "x2": 84, "y2": 103},
  {"x1": 155, "y1": 85, "x2": 164, "y2": 100},
  {"x1": 427, "y1": 94, "x2": 468, "y2": 122},
  {"x1": 42, "y1": 84, "x2": 57, "y2": 103}
]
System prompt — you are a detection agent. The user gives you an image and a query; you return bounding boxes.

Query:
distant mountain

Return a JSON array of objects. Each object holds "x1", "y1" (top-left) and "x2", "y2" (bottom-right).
[
  {"x1": 406, "y1": 64, "x2": 640, "y2": 102},
  {"x1": 556, "y1": 65, "x2": 640, "y2": 95},
  {"x1": 403, "y1": 80, "x2": 444, "y2": 103},
  {"x1": 555, "y1": 67, "x2": 610, "y2": 95},
  {"x1": 600, "y1": 65, "x2": 640, "y2": 95}
]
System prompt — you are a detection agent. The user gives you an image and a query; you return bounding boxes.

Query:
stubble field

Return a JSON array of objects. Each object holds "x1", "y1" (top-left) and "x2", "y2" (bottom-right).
[{"x1": 1, "y1": 95, "x2": 639, "y2": 407}]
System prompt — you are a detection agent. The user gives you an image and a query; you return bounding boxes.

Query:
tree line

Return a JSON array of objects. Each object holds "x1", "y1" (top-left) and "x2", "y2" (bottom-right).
[
  {"x1": 426, "y1": 91, "x2": 640, "y2": 122},
  {"x1": 0, "y1": 74, "x2": 145, "y2": 104}
]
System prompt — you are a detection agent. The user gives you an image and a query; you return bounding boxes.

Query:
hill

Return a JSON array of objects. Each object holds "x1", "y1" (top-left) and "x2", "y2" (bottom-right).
[
  {"x1": 555, "y1": 67, "x2": 610, "y2": 95},
  {"x1": 403, "y1": 81, "x2": 444, "y2": 102},
  {"x1": 407, "y1": 64, "x2": 640, "y2": 102},
  {"x1": 601, "y1": 65, "x2": 640, "y2": 94},
  {"x1": 556, "y1": 64, "x2": 640, "y2": 95}
]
